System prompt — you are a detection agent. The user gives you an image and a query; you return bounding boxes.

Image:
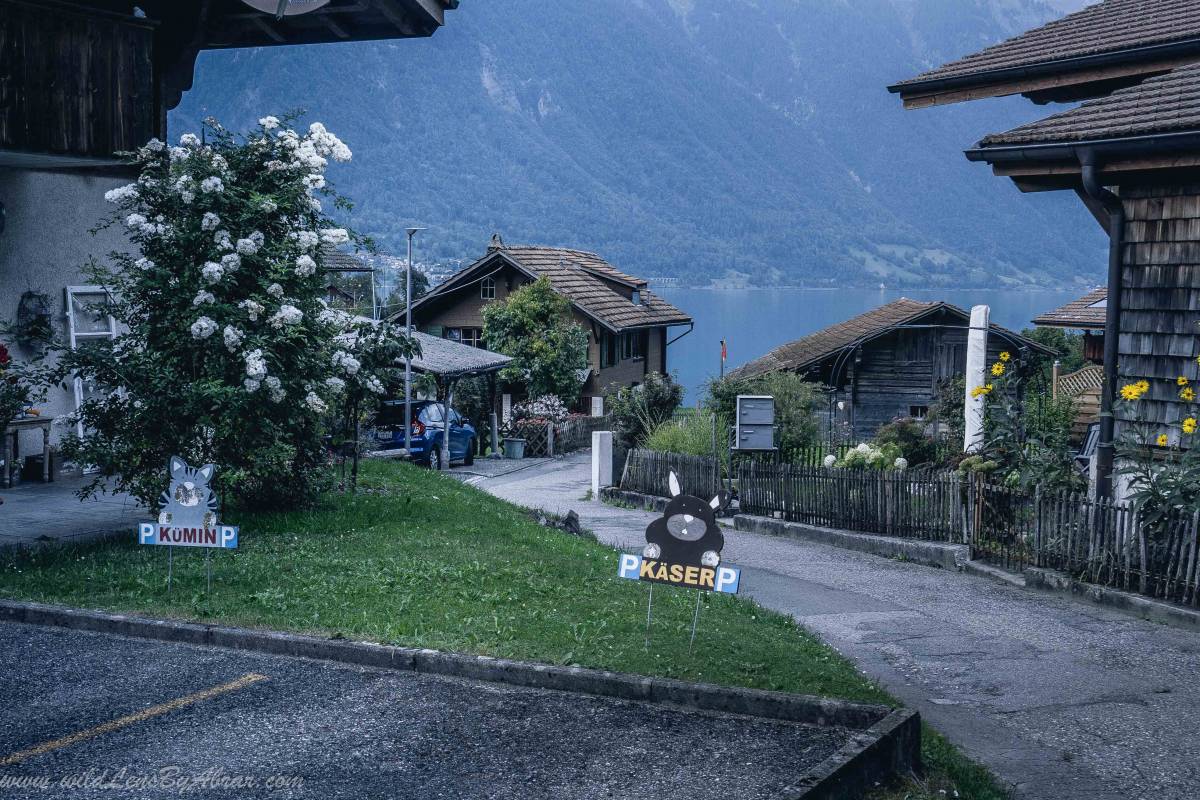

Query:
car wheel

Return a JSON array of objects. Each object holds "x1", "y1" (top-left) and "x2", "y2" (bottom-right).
[
  {"x1": 428, "y1": 447, "x2": 442, "y2": 471},
  {"x1": 463, "y1": 442, "x2": 475, "y2": 466}
]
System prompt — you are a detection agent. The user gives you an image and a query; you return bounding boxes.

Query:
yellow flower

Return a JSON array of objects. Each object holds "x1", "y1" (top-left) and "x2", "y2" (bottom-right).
[
  {"x1": 999, "y1": 351, "x2": 1011, "y2": 362},
  {"x1": 1120, "y1": 383, "x2": 1147, "y2": 401},
  {"x1": 991, "y1": 362, "x2": 1006, "y2": 377},
  {"x1": 1183, "y1": 417, "x2": 1197, "y2": 435},
  {"x1": 969, "y1": 384, "x2": 994, "y2": 399},
  {"x1": 1182, "y1": 387, "x2": 1196, "y2": 402},
  {"x1": 1157, "y1": 434, "x2": 1169, "y2": 447},
  {"x1": 1179, "y1": 376, "x2": 1190, "y2": 386},
  {"x1": 1137, "y1": 380, "x2": 1150, "y2": 392}
]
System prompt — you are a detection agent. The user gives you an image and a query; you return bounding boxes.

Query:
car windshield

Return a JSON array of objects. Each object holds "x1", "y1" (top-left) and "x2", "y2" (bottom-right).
[{"x1": 420, "y1": 405, "x2": 443, "y2": 424}]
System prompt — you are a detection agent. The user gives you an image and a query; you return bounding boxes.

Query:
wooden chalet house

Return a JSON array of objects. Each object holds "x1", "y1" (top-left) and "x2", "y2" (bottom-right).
[
  {"x1": 0, "y1": 0, "x2": 456, "y2": 462},
  {"x1": 727, "y1": 298, "x2": 1052, "y2": 440},
  {"x1": 889, "y1": 0, "x2": 1200, "y2": 498},
  {"x1": 405, "y1": 235, "x2": 694, "y2": 416}
]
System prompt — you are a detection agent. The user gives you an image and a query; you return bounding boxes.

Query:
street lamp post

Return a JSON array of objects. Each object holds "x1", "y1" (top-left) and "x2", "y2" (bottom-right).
[{"x1": 404, "y1": 227, "x2": 425, "y2": 454}]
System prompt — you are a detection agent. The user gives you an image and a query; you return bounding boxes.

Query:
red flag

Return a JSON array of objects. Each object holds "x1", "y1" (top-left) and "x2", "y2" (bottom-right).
[{"x1": 720, "y1": 339, "x2": 727, "y2": 361}]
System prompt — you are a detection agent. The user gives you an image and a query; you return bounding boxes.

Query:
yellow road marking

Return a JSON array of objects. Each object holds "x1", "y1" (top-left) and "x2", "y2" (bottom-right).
[{"x1": 0, "y1": 672, "x2": 268, "y2": 767}]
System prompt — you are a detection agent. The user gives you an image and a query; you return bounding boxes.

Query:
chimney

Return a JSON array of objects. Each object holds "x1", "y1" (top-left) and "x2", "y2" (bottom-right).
[{"x1": 488, "y1": 232, "x2": 505, "y2": 252}]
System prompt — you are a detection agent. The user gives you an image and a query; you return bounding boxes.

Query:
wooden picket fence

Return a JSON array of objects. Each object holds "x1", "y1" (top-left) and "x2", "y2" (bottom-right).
[
  {"x1": 732, "y1": 461, "x2": 1200, "y2": 607},
  {"x1": 737, "y1": 461, "x2": 965, "y2": 542},
  {"x1": 509, "y1": 415, "x2": 611, "y2": 457},
  {"x1": 620, "y1": 448, "x2": 721, "y2": 500}
]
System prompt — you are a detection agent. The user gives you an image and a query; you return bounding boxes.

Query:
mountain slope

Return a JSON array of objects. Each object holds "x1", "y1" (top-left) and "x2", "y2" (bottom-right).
[{"x1": 172, "y1": 0, "x2": 1104, "y2": 288}]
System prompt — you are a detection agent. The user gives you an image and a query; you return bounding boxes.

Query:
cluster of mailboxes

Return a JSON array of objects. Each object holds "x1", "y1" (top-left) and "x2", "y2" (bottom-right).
[{"x1": 733, "y1": 395, "x2": 776, "y2": 451}]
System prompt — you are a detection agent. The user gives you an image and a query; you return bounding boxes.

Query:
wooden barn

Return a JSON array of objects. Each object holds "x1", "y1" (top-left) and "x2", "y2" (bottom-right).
[
  {"x1": 889, "y1": 0, "x2": 1200, "y2": 498},
  {"x1": 727, "y1": 298, "x2": 1052, "y2": 440}
]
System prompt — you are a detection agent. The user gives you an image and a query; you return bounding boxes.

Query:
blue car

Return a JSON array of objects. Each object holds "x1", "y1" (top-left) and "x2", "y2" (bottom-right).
[{"x1": 372, "y1": 399, "x2": 476, "y2": 469}]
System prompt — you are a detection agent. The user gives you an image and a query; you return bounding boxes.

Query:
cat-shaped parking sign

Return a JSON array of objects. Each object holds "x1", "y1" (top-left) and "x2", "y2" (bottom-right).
[
  {"x1": 137, "y1": 456, "x2": 238, "y2": 549},
  {"x1": 617, "y1": 471, "x2": 740, "y2": 594}
]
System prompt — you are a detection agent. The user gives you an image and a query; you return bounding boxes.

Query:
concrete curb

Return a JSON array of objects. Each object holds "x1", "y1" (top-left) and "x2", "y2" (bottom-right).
[
  {"x1": 1024, "y1": 567, "x2": 1200, "y2": 630},
  {"x1": 0, "y1": 598, "x2": 920, "y2": 796},
  {"x1": 734, "y1": 514, "x2": 967, "y2": 571},
  {"x1": 962, "y1": 559, "x2": 1026, "y2": 588}
]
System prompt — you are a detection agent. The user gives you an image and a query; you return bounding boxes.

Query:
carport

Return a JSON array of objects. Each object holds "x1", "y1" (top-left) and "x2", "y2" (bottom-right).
[{"x1": 405, "y1": 331, "x2": 512, "y2": 470}]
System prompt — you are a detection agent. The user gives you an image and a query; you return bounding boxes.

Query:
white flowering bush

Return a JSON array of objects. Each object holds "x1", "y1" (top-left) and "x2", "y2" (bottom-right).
[
  {"x1": 833, "y1": 441, "x2": 904, "y2": 471},
  {"x1": 60, "y1": 115, "x2": 414, "y2": 508}
]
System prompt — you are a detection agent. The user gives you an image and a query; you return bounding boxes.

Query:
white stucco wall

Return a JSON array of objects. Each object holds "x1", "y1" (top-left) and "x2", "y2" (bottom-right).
[{"x1": 0, "y1": 168, "x2": 132, "y2": 464}]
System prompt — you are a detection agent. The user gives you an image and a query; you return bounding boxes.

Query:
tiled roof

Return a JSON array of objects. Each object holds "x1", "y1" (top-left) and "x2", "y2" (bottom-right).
[
  {"x1": 893, "y1": 0, "x2": 1200, "y2": 89},
  {"x1": 501, "y1": 245, "x2": 690, "y2": 331},
  {"x1": 728, "y1": 298, "x2": 1049, "y2": 381},
  {"x1": 1032, "y1": 287, "x2": 1108, "y2": 328},
  {"x1": 409, "y1": 330, "x2": 511, "y2": 378},
  {"x1": 977, "y1": 60, "x2": 1200, "y2": 145}
]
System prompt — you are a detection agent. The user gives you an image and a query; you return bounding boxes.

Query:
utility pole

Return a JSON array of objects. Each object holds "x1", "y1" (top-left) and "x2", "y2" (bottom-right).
[{"x1": 404, "y1": 227, "x2": 425, "y2": 454}]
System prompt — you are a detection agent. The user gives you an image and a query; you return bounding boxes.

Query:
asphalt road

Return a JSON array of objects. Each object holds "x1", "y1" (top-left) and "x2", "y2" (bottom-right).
[
  {"x1": 471, "y1": 451, "x2": 1200, "y2": 800},
  {"x1": 0, "y1": 622, "x2": 848, "y2": 800}
]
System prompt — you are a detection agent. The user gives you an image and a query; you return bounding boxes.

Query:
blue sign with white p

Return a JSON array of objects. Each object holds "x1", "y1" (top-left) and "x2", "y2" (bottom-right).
[
  {"x1": 617, "y1": 552, "x2": 741, "y2": 594},
  {"x1": 138, "y1": 522, "x2": 238, "y2": 549}
]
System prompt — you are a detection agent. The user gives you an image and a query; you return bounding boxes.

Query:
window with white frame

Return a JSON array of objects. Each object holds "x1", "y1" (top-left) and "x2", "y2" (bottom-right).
[
  {"x1": 481, "y1": 277, "x2": 496, "y2": 300},
  {"x1": 66, "y1": 286, "x2": 117, "y2": 439}
]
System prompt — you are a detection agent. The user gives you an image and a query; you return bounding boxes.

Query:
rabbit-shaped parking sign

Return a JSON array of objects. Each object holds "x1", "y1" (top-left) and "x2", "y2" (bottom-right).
[{"x1": 616, "y1": 471, "x2": 740, "y2": 594}]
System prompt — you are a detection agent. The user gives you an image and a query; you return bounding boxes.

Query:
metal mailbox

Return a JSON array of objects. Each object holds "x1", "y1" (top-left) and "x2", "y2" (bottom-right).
[{"x1": 734, "y1": 395, "x2": 776, "y2": 451}]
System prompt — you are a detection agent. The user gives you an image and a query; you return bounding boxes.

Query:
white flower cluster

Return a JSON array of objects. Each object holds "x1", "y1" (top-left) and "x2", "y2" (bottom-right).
[
  {"x1": 304, "y1": 391, "x2": 328, "y2": 414},
  {"x1": 259, "y1": 116, "x2": 281, "y2": 131},
  {"x1": 104, "y1": 183, "x2": 139, "y2": 204},
  {"x1": 179, "y1": 133, "x2": 201, "y2": 147},
  {"x1": 243, "y1": 348, "x2": 268, "y2": 392},
  {"x1": 214, "y1": 230, "x2": 233, "y2": 251},
  {"x1": 221, "y1": 253, "x2": 242, "y2": 272},
  {"x1": 135, "y1": 257, "x2": 155, "y2": 271},
  {"x1": 190, "y1": 316, "x2": 217, "y2": 339},
  {"x1": 294, "y1": 255, "x2": 317, "y2": 277},
  {"x1": 201, "y1": 262, "x2": 224, "y2": 285},
  {"x1": 264, "y1": 375, "x2": 284, "y2": 403},
  {"x1": 267, "y1": 283, "x2": 284, "y2": 298},
  {"x1": 126, "y1": 213, "x2": 171, "y2": 239},
  {"x1": 201, "y1": 212, "x2": 220, "y2": 231},
  {"x1": 236, "y1": 231, "x2": 264, "y2": 255},
  {"x1": 175, "y1": 175, "x2": 195, "y2": 204},
  {"x1": 291, "y1": 230, "x2": 319, "y2": 251},
  {"x1": 822, "y1": 454, "x2": 837, "y2": 468},
  {"x1": 268, "y1": 304, "x2": 303, "y2": 329},
  {"x1": 364, "y1": 376, "x2": 386, "y2": 395},
  {"x1": 200, "y1": 176, "x2": 224, "y2": 194},
  {"x1": 331, "y1": 350, "x2": 360, "y2": 376},
  {"x1": 317, "y1": 306, "x2": 353, "y2": 329},
  {"x1": 193, "y1": 290, "x2": 215, "y2": 306},
  {"x1": 307, "y1": 122, "x2": 352, "y2": 163},
  {"x1": 510, "y1": 395, "x2": 570, "y2": 424},
  {"x1": 223, "y1": 325, "x2": 243, "y2": 353},
  {"x1": 325, "y1": 376, "x2": 346, "y2": 393},
  {"x1": 239, "y1": 299, "x2": 264, "y2": 321}
]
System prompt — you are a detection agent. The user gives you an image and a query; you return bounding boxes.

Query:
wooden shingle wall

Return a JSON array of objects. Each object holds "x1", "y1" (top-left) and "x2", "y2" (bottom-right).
[{"x1": 1118, "y1": 184, "x2": 1200, "y2": 438}]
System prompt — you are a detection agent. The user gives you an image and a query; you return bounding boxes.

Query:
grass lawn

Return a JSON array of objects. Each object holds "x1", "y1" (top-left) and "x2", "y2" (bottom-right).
[{"x1": 0, "y1": 460, "x2": 1007, "y2": 799}]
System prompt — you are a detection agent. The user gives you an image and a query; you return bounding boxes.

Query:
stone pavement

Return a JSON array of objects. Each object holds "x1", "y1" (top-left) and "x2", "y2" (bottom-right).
[
  {"x1": 0, "y1": 475, "x2": 144, "y2": 548},
  {"x1": 468, "y1": 450, "x2": 1200, "y2": 800}
]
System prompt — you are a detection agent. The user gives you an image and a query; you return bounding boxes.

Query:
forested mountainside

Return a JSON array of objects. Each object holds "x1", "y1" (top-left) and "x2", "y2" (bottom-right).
[{"x1": 173, "y1": 0, "x2": 1103, "y2": 288}]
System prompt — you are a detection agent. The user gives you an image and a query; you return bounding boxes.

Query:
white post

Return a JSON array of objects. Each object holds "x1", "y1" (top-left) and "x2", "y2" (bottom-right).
[
  {"x1": 964, "y1": 304, "x2": 990, "y2": 453},
  {"x1": 592, "y1": 431, "x2": 613, "y2": 497}
]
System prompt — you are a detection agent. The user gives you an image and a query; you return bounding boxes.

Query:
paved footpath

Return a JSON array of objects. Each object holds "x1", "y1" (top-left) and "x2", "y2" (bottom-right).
[{"x1": 469, "y1": 451, "x2": 1200, "y2": 800}]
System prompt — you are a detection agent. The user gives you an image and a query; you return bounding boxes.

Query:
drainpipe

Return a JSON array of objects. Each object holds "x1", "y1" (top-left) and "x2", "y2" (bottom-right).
[{"x1": 1079, "y1": 150, "x2": 1124, "y2": 500}]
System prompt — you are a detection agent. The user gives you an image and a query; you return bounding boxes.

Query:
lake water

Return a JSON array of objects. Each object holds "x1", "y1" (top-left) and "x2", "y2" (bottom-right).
[{"x1": 656, "y1": 287, "x2": 1087, "y2": 405}]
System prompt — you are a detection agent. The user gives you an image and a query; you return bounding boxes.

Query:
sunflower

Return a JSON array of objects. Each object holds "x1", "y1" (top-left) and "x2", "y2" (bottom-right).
[
  {"x1": 970, "y1": 384, "x2": 993, "y2": 399},
  {"x1": 1179, "y1": 376, "x2": 1191, "y2": 387},
  {"x1": 1182, "y1": 387, "x2": 1196, "y2": 402},
  {"x1": 991, "y1": 362, "x2": 1006, "y2": 377},
  {"x1": 999, "y1": 351, "x2": 1011, "y2": 362},
  {"x1": 1184, "y1": 417, "x2": 1197, "y2": 435},
  {"x1": 1137, "y1": 380, "x2": 1150, "y2": 392},
  {"x1": 1120, "y1": 383, "x2": 1145, "y2": 401},
  {"x1": 1157, "y1": 434, "x2": 1169, "y2": 447}
]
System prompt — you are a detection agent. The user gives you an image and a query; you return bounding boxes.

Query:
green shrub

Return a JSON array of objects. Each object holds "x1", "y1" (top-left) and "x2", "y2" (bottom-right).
[
  {"x1": 705, "y1": 371, "x2": 819, "y2": 456},
  {"x1": 644, "y1": 411, "x2": 725, "y2": 461},
  {"x1": 607, "y1": 371, "x2": 683, "y2": 450},
  {"x1": 874, "y1": 416, "x2": 938, "y2": 466}
]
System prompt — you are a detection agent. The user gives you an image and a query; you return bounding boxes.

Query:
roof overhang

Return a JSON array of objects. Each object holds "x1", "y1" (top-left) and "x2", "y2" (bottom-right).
[
  {"x1": 965, "y1": 129, "x2": 1200, "y2": 192},
  {"x1": 889, "y1": 38, "x2": 1200, "y2": 109}
]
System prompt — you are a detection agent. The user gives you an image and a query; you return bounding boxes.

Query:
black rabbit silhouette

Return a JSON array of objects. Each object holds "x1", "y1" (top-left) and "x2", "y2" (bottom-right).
[{"x1": 643, "y1": 471, "x2": 723, "y2": 568}]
